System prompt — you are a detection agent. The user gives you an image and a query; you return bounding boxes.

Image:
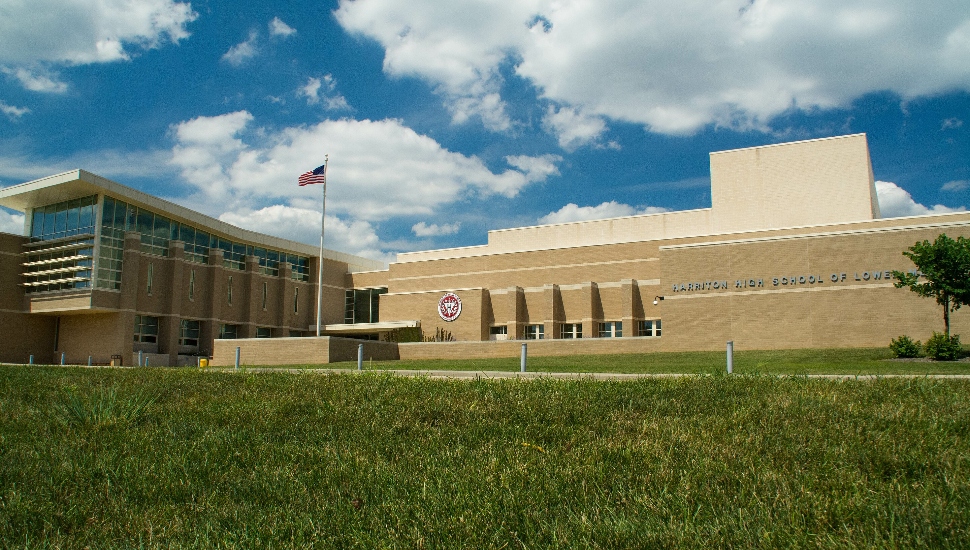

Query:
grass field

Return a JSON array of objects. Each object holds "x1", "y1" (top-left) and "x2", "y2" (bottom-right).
[
  {"x1": 1, "y1": 365, "x2": 968, "y2": 547},
  {"x1": 322, "y1": 347, "x2": 970, "y2": 375}
]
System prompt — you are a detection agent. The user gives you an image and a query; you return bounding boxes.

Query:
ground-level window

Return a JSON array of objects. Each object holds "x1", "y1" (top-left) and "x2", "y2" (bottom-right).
[
  {"x1": 525, "y1": 324, "x2": 544, "y2": 340},
  {"x1": 598, "y1": 321, "x2": 623, "y2": 338},
  {"x1": 179, "y1": 319, "x2": 200, "y2": 347},
  {"x1": 256, "y1": 327, "x2": 272, "y2": 338},
  {"x1": 133, "y1": 315, "x2": 159, "y2": 343},
  {"x1": 219, "y1": 324, "x2": 239, "y2": 339},
  {"x1": 288, "y1": 330, "x2": 304, "y2": 337},
  {"x1": 489, "y1": 325, "x2": 508, "y2": 341},
  {"x1": 561, "y1": 323, "x2": 582, "y2": 339},
  {"x1": 638, "y1": 319, "x2": 661, "y2": 337}
]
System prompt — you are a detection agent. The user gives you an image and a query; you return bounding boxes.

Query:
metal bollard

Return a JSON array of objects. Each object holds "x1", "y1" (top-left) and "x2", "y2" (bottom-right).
[
  {"x1": 61, "y1": 352, "x2": 65, "y2": 365},
  {"x1": 521, "y1": 343, "x2": 527, "y2": 372},
  {"x1": 235, "y1": 347, "x2": 241, "y2": 370},
  {"x1": 358, "y1": 344, "x2": 364, "y2": 371},
  {"x1": 29, "y1": 355, "x2": 34, "y2": 365},
  {"x1": 145, "y1": 357, "x2": 149, "y2": 367},
  {"x1": 138, "y1": 350, "x2": 143, "y2": 367},
  {"x1": 726, "y1": 341, "x2": 734, "y2": 374},
  {"x1": 88, "y1": 355, "x2": 92, "y2": 366}
]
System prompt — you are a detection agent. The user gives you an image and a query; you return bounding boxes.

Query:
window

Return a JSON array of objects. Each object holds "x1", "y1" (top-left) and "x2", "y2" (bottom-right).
[
  {"x1": 489, "y1": 325, "x2": 508, "y2": 341},
  {"x1": 219, "y1": 324, "x2": 239, "y2": 339},
  {"x1": 525, "y1": 324, "x2": 544, "y2": 340},
  {"x1": 262, "y1": 282, "x2": 268, "y2": 310},
  {"x1": 344, "y1": 288, "x2": 388, "y2": 324},
  {"x1": 294, "y1": 287, "x2": 299, "y2": 313},
  {"x1": 227, "y1": 276, "x2": 233, "y2": 305},
  {"x1": 189, "y1": 270, "x2": 195, "y2": 300},
  {"x1": 638, "y1": 319, "x2": 662, "y2": 337},
  {"x1": 256, "y1": 327, "x2": 272, "y2": 338},
  {"x1": 561, "y1": 323, "x2": 582, "y2": 339},
  {"x1": 146, "y1": 263, "x2": 154, "y2": 294},
  {"x1": 288, "y1": 330, "x2": 304, "y2": 337},
  {"x1": 179, "y1": 319, "x2": 200, "y2": 347},
  {"x1": 598, "y1": 322, "x2": 623, "y2": 338},
  {"x1": 133, "y1": 315, "x2": 159, "y2": 343}
]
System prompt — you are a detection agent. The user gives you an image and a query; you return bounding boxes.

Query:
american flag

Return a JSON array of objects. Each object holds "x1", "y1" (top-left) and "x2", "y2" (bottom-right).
[{"x1": 298, "y1": 163, "x2": 327, "y2": 186}]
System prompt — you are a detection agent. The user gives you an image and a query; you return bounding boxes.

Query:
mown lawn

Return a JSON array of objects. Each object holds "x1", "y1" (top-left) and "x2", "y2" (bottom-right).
[
  {"x1": 1, "y1": 366, "x2": 968, "y2": 547},
  {"x1": 326, "y1": 347, "x2": 970, "y2": 375}
]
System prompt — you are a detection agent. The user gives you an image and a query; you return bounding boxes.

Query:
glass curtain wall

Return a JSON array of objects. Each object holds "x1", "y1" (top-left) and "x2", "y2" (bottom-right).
[
  {"x1": 23, "y1": 196, "x2": 98, "y2": 293},
  {"x1": 344, "y1": 288, "x2": 387, "y2": 324},
  {"x1": 97, "y1": 196, "x2": 311, "y2": 290}
]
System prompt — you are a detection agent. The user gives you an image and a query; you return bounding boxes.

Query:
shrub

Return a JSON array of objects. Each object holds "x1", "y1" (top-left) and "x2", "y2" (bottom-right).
[
  {"x1": 889, "y1": 335, "x2": 922, "y2": 358},
  {"x1": 924, "y1": 332, "x2": 963, "y2": 361}
]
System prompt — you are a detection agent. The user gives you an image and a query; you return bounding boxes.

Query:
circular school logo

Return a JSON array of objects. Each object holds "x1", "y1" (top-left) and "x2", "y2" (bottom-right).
[{"x1": 437, "y1": 292, "x2": 462, "y2": 322}]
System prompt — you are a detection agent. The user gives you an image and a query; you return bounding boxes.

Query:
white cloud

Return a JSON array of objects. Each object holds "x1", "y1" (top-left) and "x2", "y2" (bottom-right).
[
  {"x1": 0, "y1": 208, "x2": 25, "y2": 235},
  {"x1": 222, "y1": 31, "x2": 259, "y2": 66},
  {"x1": 269, "y1": 17, "x2": 297, "y2": 37},
  {"x1": 168, "y1": 112, "x2": 561, "y2": 223},
  {"x1": 875, "y1": 180, "x2": 966, "y2": 217},
  {"x1": 542, "y1": 105, "x2": 607, "y2": 150},
  {"x1": 412, "y1": 221, "x2": 460, "y2": 237},
  {"x1": 0, "y1": 100, "x2": 30, "y2": 119},
  {"x1": 942, "y1": 117, "x2": 964, "y2": 130},
  {"x1": 219, "y1": 206, "x2": 391, "y2": 263},
  {"x1": 942, "y1": 180, "x2": 969, "y2": 192},
  {"x1": 298, "y1": 75, "x2": 351, "y2": 110},
  {"x1": 1, "y1": 66, "x2": 68, "y2": 94},
  {"x1": 0, "y1": 0, "x2": 196, "y2": 66},
  {"x1": 539, "y1": 201, "x2": 670, "y2": 224},
  {"x1": 335, "y1": 0, "x2": 970, "y2": 137}
]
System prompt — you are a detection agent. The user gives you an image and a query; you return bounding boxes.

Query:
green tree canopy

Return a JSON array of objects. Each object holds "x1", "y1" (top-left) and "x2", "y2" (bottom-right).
[{"x1": 893, "y1": 233, "x2": 970, "y2": 337}]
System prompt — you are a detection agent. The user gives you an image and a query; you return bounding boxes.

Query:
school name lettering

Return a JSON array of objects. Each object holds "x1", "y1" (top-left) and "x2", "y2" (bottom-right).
[{"x1": 671, "y1": 269, "x2": 919, "y2": 293}]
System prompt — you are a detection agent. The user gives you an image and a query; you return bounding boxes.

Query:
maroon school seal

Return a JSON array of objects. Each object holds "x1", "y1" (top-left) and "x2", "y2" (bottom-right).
[{"x1": 437, "y1": 292, "x2": 462, "y2": 322}]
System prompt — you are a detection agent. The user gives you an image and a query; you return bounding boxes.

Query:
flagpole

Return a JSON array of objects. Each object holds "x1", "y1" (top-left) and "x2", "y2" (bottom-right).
[{"x1": 316, "y1": 154, "x2": 328, "y2": 337}]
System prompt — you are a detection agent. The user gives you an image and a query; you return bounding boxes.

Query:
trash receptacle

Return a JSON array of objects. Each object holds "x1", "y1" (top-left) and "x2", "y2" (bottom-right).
[
  {"x1": 199, "y1": 358, "x2": 208, "y2": 368},
  {"x1": 110, "y1": 354, "x2": 122, "y2": 366}
]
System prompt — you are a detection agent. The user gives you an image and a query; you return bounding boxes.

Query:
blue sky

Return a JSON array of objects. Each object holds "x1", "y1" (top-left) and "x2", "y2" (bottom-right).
[{"x1": 1, "y1": 0, "x2": 968, "y2": 264}]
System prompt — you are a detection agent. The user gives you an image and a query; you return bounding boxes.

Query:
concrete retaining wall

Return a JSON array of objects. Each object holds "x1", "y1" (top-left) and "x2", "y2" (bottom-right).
[
  {"x1": 211, "y1": 336, "x2": 400, "y2": 366},
  {"x1": 399, "y1": 337, "x2": 662, "y2": 360}
]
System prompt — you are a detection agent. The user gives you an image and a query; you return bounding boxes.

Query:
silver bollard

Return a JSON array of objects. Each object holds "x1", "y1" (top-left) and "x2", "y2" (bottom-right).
[
  {"x1": 726, "y1": 340, "x2": 734, "y2": 374},
  {"x1": 235, "y1": 346, "x2": 241, "y2": 370},
  {"x1": 88, "y1": 355, "x2": 92, "y2": 366},
  {"x1": 521, "y1": 343, "x2": 527, "y2": 372},
  {"x1": 358, "y1": 343, "x2": 364, "y2": 371},
  {"x1": 61, "y1": 352, "x2": 65, "y2": 365},
  {"x1": 145, "y1": 357, "x2": 149, "y2": 367},
  {"x1": 138, "y1": 350, "x2": 143, "y2": 367},
  {"x1": 29, "y1": 355, "x2": 34, "y2": 365}
]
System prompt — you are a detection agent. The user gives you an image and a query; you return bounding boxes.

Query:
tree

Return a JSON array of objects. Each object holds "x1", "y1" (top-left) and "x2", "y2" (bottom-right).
[{"x1": 893, "y1": 233, "x2": 970, "y2": 337}]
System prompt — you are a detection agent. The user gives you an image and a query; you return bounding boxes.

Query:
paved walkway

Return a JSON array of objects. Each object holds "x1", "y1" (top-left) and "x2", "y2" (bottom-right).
[
  {"x1": 220, "y1": 367, "x2": 970, "y2": 380},
  {"x1": 5, "y1": 363, "x2": 970, "y2": 380}
]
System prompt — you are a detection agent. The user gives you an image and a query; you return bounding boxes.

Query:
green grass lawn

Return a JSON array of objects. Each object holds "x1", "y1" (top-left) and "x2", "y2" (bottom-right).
[
  {"x1": 322, "y1": 347, "x2": 970, "y2": 375},
  {"x1": 1, "y1": 366, "x2": 968, "y2": 547}
]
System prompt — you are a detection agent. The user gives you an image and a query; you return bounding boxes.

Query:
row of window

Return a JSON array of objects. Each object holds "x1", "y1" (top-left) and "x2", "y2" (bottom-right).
[
  {"x1": 96, "y1": 196, "x2": 311, "y2": 290},
  {"x1": 29, "y1": 195, "x2": 98, "y2": 241},
  {"x1": 489, "y1": 320, "x2": 661, "y2": 339},
  {"x1": 133, "y1": 316, "x2": 300, "y2": 346}
]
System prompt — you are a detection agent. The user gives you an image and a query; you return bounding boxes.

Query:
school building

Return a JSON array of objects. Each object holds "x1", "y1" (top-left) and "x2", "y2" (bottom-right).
[{"x1": 1, "y1": 134, "x2": 967, "y2": 365}]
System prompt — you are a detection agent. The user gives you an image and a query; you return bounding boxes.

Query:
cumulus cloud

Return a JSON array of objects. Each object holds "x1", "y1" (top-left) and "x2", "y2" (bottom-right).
[
  {"x1": 219, "y1": 206, "x2": 391, "y2": 263},
  {"x1": 875, "y1": 181, "x2": 966, "y2": 217},
  {"x1": 0, "y1": 100, "x2": 30, "y2": 119},
  {"x1": 269, "y1": 17, "x2": 297, "y2": 37},
  {"x1": 542, "y1": 106, "x2": 607, "y2": 150},
  {"x1": 336, "y1": 0, "x2": 970, "y2": 138},
  {"x1": 412, "y1": 222, "x2": 461, "y2": 237},
  {"x1": 222, "y1": 31, "x2": 259, "y2": 66},
  {"x1": 539, "y1": 201, "x2": 670, "y2": 224},
  {"x1": 941, "y1": 117, "x2": 964, "y2": 130},
  {"x1": 0, "y1": 208, "x2": 25, "y2": 235},
  {"x1": 0, "y1": 0, "x2": 196, "y2": 67},
  {"x1": 299, "y1": 75, "x2": 350, "y2": 110},
  {"x1": 168, "y1": 111, "x2": 561, "y2": 223}
]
